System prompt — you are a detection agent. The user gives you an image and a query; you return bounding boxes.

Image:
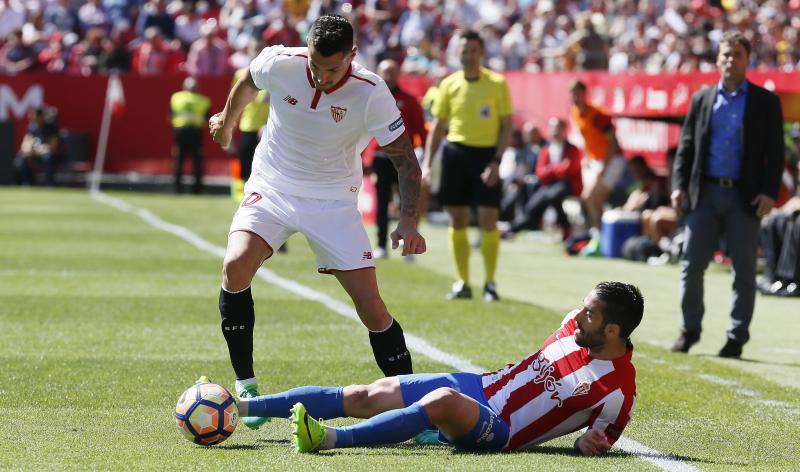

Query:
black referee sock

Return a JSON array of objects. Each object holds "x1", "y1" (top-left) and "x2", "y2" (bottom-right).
[
  {"x1": 368, "y1": 319, "x2": 413, "y2": 376},
  {"x1": 219, "y1": 287, "x2": 256, "y2": 380}
]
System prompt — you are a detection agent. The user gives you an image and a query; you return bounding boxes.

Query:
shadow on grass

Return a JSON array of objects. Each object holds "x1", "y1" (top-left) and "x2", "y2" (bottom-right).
[
  {"x1": 215, "y1": 444, "x2": 263, "y2": 450},
  {"x1": 697, "y1": 354, "x2": 800, "y2": 368},
  {"x1": 503, "y1": 445, "x2": 747, "y2": 466}
]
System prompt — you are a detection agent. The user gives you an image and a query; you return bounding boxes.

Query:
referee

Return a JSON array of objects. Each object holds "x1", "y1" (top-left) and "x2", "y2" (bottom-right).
[{"x1": 422, "y1": 29, "x2": 513, "y2": 302}]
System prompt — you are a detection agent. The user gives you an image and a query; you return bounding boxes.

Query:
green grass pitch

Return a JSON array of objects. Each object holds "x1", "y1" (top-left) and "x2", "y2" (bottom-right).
[{"x1": 1, "y1": 187, "x2": 798, "y2": 471}]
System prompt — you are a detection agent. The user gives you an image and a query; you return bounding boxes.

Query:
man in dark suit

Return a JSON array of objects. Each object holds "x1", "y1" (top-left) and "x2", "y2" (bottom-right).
[{"x1": 670, "y1": 31, "x2": 785, "y2": 358}]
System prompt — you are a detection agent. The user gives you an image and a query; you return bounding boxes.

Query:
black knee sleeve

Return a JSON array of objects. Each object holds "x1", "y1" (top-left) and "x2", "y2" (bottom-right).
[
  {"x1": 368, "y1": 319, "x2": 413, "y2": 376},
  {"x1": 219, "y1": 287, "x2": 256, "y2": 380}
]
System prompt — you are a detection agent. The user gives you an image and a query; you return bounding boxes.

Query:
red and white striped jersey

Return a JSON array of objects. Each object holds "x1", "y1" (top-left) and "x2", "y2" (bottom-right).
[{"x1": 481, "y1": 310, "x2": 637, "y2": 451}]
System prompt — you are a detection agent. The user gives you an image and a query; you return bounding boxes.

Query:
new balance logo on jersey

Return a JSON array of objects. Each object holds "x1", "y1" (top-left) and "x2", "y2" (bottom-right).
[
  {"x1": 331, "y1": 105, "x2": 347, "y2": 123},
  {"x1": 362, "y1": 251, "x2": 373, "y2": 260},
  {"x1": 572, "y1": 380, "x2": 591, "y2": 397},
  {"x1": 283, "y1": 95, "x2": 298, "y2": 105}
]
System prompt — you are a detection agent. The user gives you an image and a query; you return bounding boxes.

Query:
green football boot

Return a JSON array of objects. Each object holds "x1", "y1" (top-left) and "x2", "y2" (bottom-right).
[
  {"x1": 291, "y1": 402, "x2": 327, "y2": 453},
  {"x1": 236, "y1": 383, "x2": 269, "y2": 430},
  {"x1": 194, "y1": 375, "x2": 211, "y2": 385}
]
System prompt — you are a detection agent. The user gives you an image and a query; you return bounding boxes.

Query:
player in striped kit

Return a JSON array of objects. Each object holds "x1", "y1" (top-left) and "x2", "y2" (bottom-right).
[{"x1": 235, "y1": 282, "x2": 643, "y2": 455}]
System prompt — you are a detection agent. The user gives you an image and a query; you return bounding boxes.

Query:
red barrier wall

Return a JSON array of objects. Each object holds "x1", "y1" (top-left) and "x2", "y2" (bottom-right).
[{"x1": 2, "y1": 70, "x2": 797, "y2": 177}]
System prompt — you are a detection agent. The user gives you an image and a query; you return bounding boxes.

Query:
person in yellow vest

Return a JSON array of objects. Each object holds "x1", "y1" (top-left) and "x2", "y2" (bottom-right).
[
  {"x1": 231, "y1": 65, "x2": 270, "y2": 201},
  {"x1": 422, "y1": 29, "x2": 513, "y2": 302},
  {"x1": 171, "y1": 76, "x2": 211, "y2": 194}
]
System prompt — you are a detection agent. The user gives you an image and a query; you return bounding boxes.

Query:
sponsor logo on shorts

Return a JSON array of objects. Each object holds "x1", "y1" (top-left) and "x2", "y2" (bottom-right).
[
  {"x1": 241, "y1": 192, "x2": 262, "y2": 207},
  {"x1": 388, "y1": 116, "x2": 404, "y2": 132},
  {"x1": 477, "y1": 417, "x2": 496, "y2": 443},
  {"x1": 362, "y1": 251, "x2": 373, "y2": 260},
  {"x1": 331, "y1": 105, "x2": 347, "y2": 123}
]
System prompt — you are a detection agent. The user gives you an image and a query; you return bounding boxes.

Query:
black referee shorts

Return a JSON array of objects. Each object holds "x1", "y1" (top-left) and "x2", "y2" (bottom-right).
[{"x1": 438, "y1": 142, "x2": 502, "y2": 208}]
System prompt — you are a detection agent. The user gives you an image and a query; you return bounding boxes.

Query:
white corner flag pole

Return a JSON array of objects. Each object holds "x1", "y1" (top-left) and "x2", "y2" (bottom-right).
[{"x1": 89, "y1": 74, "x2": 122, "y2": 193}]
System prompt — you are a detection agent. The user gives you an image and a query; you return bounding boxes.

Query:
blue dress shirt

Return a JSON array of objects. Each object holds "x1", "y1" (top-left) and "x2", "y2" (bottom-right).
[{"x1": 707, "y1": 81, "x2": 748, "y2": 179}]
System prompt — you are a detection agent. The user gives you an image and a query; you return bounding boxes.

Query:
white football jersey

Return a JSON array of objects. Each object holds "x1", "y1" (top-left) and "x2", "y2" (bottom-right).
[{"x1": 248, "y1": 46, "x2": 406, "y2": 201}]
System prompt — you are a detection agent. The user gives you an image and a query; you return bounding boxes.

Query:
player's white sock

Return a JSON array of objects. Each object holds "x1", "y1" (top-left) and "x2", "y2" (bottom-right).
[{"x1": 322, "y1": 427, "x2": 337, "y2": 450}]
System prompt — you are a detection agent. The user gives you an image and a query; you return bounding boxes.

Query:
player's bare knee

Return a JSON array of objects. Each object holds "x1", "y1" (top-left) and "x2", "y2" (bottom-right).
[
  {"x1": 342, "y1": 384, "x2": 371, "y2": 416},
  {"x1": 419, "y1": 387, "x2": 459, "y2": 422},
  {"x1": 222, "y1": 254, "x2": 257, "y2": 292}
]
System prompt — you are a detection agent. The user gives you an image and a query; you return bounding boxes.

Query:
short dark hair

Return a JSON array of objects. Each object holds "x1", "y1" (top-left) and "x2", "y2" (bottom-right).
[
  {"x1": 459, "y1": 29, "x2": 484, "y2": 49},
  {"x1": 719, "y1": 31, "x2": 751, "y2": 56},
  {"x1": 594, "y1": 282, "x2": 644, "y2": 339},
  {"x1": 307, "y1": 14, "x2": 353, "y2": 57},
  {"x1": 569, "y1": 79, "x2": 587, "y2": 92}
]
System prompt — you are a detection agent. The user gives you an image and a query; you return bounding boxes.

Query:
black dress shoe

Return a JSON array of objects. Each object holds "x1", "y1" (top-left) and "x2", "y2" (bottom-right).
[
  {"x1": 670, "y1": 329, "x2": 701, "y2": 353},
  {"x1": 757, "y1": 278, "x2": 778, "y2": 295},
  {"x1": 778, "y1": 282, "x2": 800, "y2": 297},
  {"x1": 718, "y1": 339, "x2": 743, "y2": 358}
]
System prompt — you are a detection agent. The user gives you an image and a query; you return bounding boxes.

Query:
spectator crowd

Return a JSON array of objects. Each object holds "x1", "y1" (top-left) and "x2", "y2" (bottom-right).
[{"x1": 2, "y1": 0, "x2": 800, "y2": 77}]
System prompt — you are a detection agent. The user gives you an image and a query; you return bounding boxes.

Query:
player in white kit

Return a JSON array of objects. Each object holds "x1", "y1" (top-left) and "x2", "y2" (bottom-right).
[{"x1": 208, "y1": 14, "x2": 426, "y2": 430}]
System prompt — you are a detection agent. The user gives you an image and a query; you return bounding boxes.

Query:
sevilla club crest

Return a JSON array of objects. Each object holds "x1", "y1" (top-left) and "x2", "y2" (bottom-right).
[{"x1": 330, "y1": 105, "x2": 347, "y2": 123}]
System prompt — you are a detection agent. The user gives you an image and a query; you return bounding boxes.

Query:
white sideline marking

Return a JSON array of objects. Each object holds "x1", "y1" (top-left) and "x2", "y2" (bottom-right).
[
  {"x1": 697, "y1": 374, "x2": 740, "y2": 387},
  {"x1": 91, "y1": 190, "x2": 700, "y2": 472}
]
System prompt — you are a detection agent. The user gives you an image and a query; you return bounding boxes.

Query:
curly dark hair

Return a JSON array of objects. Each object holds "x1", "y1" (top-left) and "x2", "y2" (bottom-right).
[
  {"x1": 594, "y1": 282, "x2": 644, "y2": 339},
  {"x1": 307, "y1": 14, "x2": 353, "y2": 57}
]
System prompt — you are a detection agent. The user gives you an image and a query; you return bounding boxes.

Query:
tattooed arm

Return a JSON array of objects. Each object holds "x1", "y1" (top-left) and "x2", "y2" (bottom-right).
[{"x1": 381, "y1": 130, "x2": 427, "y2": 255}]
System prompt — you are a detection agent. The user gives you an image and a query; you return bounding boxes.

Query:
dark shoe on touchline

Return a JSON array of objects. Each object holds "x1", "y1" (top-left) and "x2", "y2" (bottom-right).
[
  {"x1": 670, "y1": 329, "x2": 701, "y2": 353},
  {"x1": 446, "y1": 281, "x2": 473, "y2": 300},
  {"x1": 718, "y1": 338, "x2": 744, "y2": 359}
]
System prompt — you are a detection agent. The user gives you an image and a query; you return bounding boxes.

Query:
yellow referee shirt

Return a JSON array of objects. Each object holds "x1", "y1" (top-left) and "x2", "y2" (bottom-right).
[
  {"x1": 170, "y1": 91, "x2": 210, "y2": 128},
  {"x1": 233, "y1": 67, "x2": 270, "y2": 133},
  {"x1": 432, "y1": 67, "x2": 512, "y2": 147}
]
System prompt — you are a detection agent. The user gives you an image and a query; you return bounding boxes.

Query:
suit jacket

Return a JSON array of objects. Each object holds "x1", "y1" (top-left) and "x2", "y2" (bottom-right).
[
  {"x1": 673, "y1": 80, "x2": 785, "y2": 215},
  {"x1": 536, "y1": 141, "x2": 583, "y2": 196}
]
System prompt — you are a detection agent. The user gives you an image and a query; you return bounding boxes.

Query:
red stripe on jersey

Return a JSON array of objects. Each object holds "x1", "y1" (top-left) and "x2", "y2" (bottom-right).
[
  {"x1": 499, "y1": 379, "x2": 548, "y2": 422},
  {"x1": 497, "y1": 348, "x2": 586, "y2": 421},
  {"x1": 349, "y1": 74, "x2": 376, "y2": 86},
  {"x1": 305, "y1": 66, "x2": 315, "y2": 88},
  {"x1": 310, "y1": 89, "x2": 322, "y2": 109},
  {"x1": 323, "y1": 64, "x2": 353, "y2": 94},
  {"x1": 483, "y1": 354, "x2": 539, "y2": 399},
  {"x1": 506, "y1": 371, "x2": 627, "y2": 450},
  {"x1": 540, "y1": 318, "x2": 577, "y2": 351},
  {"x1": 551, "y1": 348, "x2": 592, "y2": 381}
]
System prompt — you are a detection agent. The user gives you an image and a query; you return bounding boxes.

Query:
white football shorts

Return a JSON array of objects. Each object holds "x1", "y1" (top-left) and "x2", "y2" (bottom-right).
[
  {"x1": 229, "y1": 185, "x2": 375, "y2": 273},
  {"x1": 582, "y1": 154, "x2": 627, "y2": 190}
]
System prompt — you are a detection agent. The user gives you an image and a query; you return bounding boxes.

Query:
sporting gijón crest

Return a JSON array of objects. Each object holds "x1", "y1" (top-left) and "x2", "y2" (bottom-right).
[{"x1": 330, "y1": 105, "x2": 347, "y2": 123}]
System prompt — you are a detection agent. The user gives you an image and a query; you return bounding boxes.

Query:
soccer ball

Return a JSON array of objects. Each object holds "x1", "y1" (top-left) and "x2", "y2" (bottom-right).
[{"x1": 175, "y1": 381, "x2": 238, "y2": 446}]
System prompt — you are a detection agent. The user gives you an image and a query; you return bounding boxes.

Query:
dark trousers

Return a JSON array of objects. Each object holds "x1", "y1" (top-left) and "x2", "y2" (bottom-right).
[
  {"x1": 173, "y1": 127, "x2": 203, "y2": 194},
  {"x1": 238, "y1": 131, "x2": 259, "y2": 181},
  {"x1": 680, "y1": 183, "x2": 760, "y2": 343},
  {"x1": 500, "y1": 179, "x2": 539, "y2": 223},
  {"x1": 761, "y1": 211, "x2": 800, "y2": 283},
  {"x1": 373, "y1": 155, "x2": 398, "y2": 250},
  {"x1": 510, "y1": 180, "x2": 571, "y2": 233}
]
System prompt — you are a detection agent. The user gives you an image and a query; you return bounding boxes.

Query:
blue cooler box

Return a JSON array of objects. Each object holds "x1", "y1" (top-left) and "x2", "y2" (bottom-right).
[{"x1": 601, "y1": 210, "x2": 641, "y2": 258}]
